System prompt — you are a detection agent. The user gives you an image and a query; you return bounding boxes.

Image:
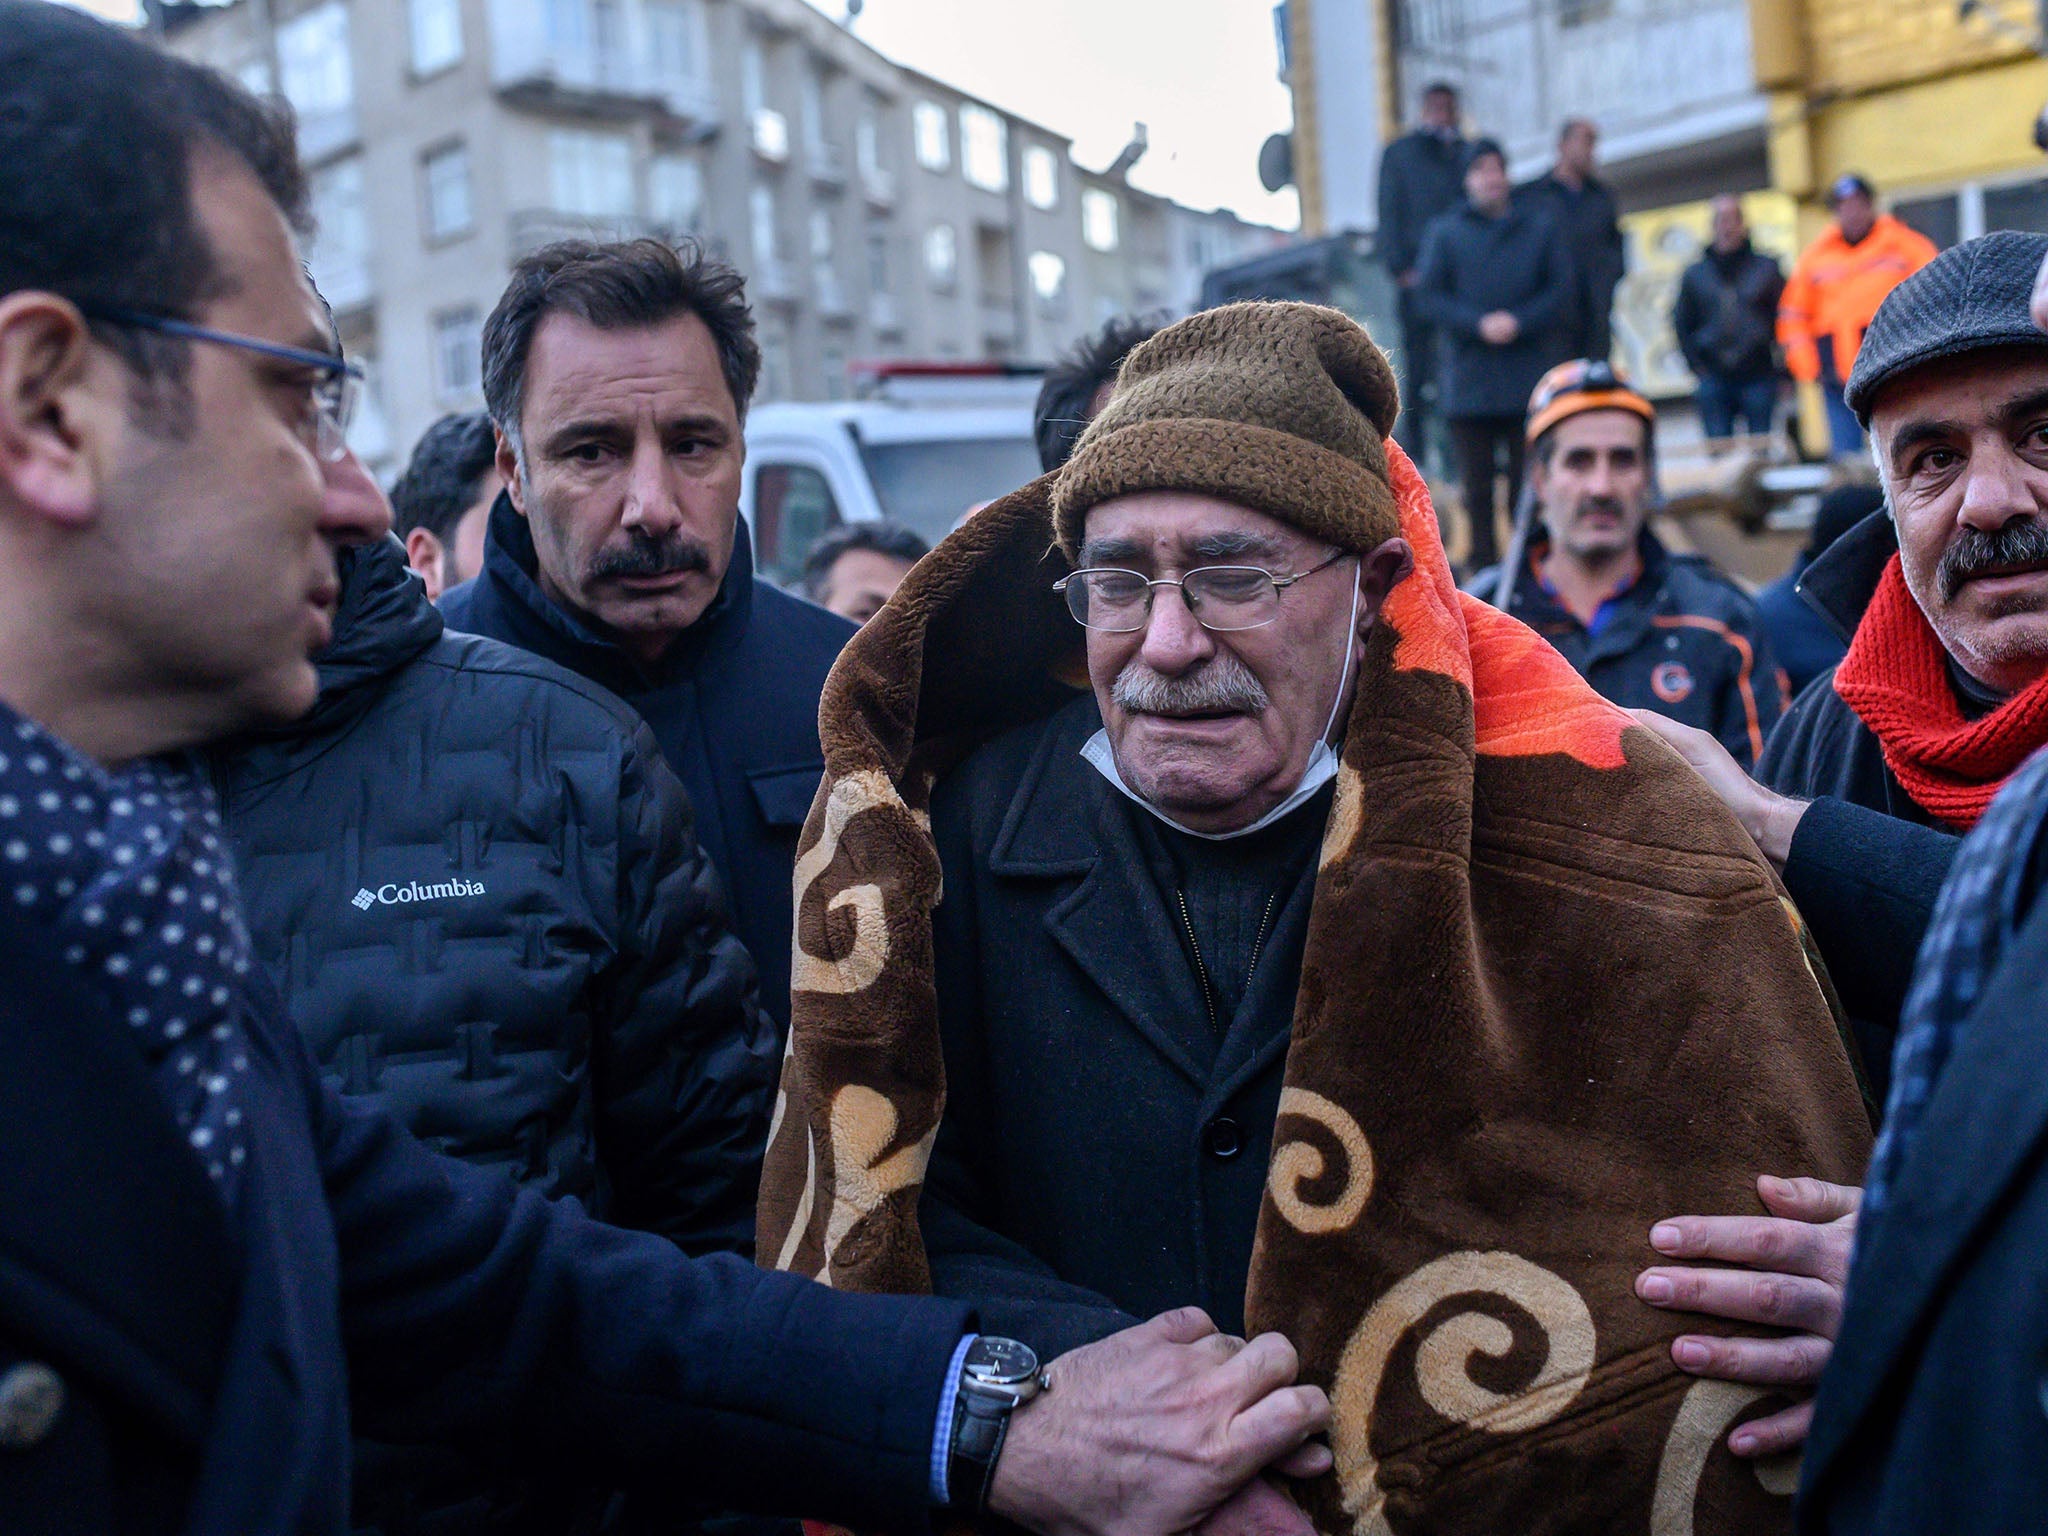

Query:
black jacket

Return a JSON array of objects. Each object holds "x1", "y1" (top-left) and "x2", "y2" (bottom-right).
[
  {"x1": 1468, "y1": 529, "x2": 1789, "y2": 768},
  {"x1": 1755, "y1": 512, "x2": 1962, "y2": 1103},
  {"x1": 443, "y1": 500, "x2": 855, "y2": 1028},
  {"x1": 1375, "y1": 127, "x2": 1468, "y2": 280},
  {"x1": 1672, "y1": 240, "x2": 1785, "y2": 383},
  {"x1": 207, "y1": 539, "x2": 781, "y2": 1530},
  {"x1": 1515, "y1": 172, "x2": 1625, "y2": 359},
  {"x1": 1798, "y1": 868, "x2": 2048, "y2": 1533},
  {"x1": 1411, "y1": 201, "x2": 1575, "y2": 418},
  {"x1": 0, "y1": 912, "x2": 971, "y2": 1536},
  {"x1": 920, "y1": 694, "x2": 1322, "y2": 1362}
]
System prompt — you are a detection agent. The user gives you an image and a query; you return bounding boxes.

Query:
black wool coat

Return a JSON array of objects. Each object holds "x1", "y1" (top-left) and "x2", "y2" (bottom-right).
[
  {"x1": 1515, "y1": 172, "x2": 1626, "y2": 360},
  {"x1": 443, "y1": 500, "x2": 855, "y2": 1029},
  {"x1": 1375, "y1": 128, "x2": 1469, "y2": 280},
  {"x1": 0, "y1": 913, "x2": 970, "y2": 1536},
  {"x1": 921, "y1": 694, "x2": 1321, "y2": 1361},
  {"x1": 1672, "y1": 240, "x2": 1786, "y2": 383},
  {"x1": 1756, "y1": 512, "x2": 1961, "y2": 1102},
  {"x1": 1410, "y1": 201, "x2": 1576, "y2": 419}
]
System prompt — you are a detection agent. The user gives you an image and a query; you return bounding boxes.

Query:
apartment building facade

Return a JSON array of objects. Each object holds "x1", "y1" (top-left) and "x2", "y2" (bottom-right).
[{"x1": 159, "y1": 0, "x2": 1285, "y2": 475}]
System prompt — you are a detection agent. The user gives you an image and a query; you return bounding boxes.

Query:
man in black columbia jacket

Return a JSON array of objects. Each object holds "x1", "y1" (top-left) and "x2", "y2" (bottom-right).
[
  {"x1": 210, "y1": 508, "x2": 777, "y2": 1529},
  {"x1": 1673, "y1": 195, "x2": 1785, "y2": 440}
]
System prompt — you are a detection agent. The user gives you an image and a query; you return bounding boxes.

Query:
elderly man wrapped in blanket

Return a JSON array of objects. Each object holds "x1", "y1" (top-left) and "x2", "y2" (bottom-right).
[{"x1": 758, "y1": 302, "x2": 1871, "y2": 1536}]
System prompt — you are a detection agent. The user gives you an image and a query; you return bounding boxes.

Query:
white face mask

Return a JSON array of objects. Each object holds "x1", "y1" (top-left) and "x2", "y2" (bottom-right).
[{"x1": 1082, "y1": 560, "x2": 1361, "y2": 842}]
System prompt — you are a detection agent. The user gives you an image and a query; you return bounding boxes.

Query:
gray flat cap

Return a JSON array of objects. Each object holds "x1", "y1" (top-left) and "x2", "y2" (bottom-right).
[{"x1": 1845, "y1": 229, "x2": 2048, "y2": 424}]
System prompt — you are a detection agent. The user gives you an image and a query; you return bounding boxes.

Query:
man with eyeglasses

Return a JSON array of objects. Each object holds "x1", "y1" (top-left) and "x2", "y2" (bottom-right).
[
  {"x1": 0, "y1": 10, "x2": 1337, "y2": 1535},
  {"x1": 759, "y1": 302, "x2": 1870, "y2": 1534},
  {"x1": 1468, "y1": 359, "x2": 1789, "y2": 768}
]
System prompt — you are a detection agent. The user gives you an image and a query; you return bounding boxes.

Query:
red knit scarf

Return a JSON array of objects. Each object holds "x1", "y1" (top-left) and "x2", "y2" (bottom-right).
[{"x1": 1833, "y1": 553, "x2": 2048, "y2": 829}]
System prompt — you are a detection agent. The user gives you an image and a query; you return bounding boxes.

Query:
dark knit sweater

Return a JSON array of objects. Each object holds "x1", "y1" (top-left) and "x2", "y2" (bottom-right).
[{"x1": 1128, "y1": 786, "x2": 1330, "y2": 1045}]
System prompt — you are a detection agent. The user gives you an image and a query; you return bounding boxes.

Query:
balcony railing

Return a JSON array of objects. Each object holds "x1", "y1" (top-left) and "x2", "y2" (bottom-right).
[
  {"x1": 815, "y1": 266, "x2": 852, "y2": 319},
  {"x1": 860, "y1": 163, "x2": 897, "y2": 208},
  {"x1": 807, "y1": 140, "x2": 848, "y2": 188},
  {"x1": 754, "y1": 257, "x2": 797, "y2": 303},
  {"x1": 488, "y1": 0, "x2": 719, "y2": 124}
]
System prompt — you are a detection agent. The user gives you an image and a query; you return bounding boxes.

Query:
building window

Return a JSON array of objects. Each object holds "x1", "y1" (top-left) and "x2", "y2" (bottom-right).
[
  {"x1": 546, "y1": 0, "x2": 587, "y2": 51},
  {"x1": 409, "y1": 0, "x2": 463, "y2": 75},
  {"x1": 867, "y1": 230, "x2": 890, "y2": 291},
  {"x1": 742, "y1": 39, "x2": 767, "y2": 114},
  {"x1": 857, "y1": 112, "x2": 882, "y2": 178},
  {"x1": 810, "y1": 208, "x2": 835, "y2": 262},
  {"x1": 591, "y1": 0, "x2": 626, "y2": 80},
  {"x1": 800, "y1": 66, "x2": 827, "y2": 154},
  {"x1": 1082, "y1": 187, "x2": 1121, "y2": 252},
  {"x1": 237, "y1": 56, "x2": 275, "y2": 96},
  {"x1": 1023, "y1": 144, "x2": 1059, "y2": 211},
  {"x1": 751, "y1": 185, "x2": 781, "y2": 264},
  {"x1": 548, "y1": 128, "x2": 634, "y2": 218},
  {"x1": 912, "y1": 100, "x2": 950, "y2": 172},
  {"x1": 308, "y1": 156, "x2": 370, "y2": 308},
  {"x1": 645, "y1": 0, "x2": 703, "y2": 83},
  {"x1": 420, "y1": 142, "x2": 473, "y2": 241},
  {"x1": 1028, "y1": 249, "x2": 1066, "y2": 307},
  {"x1": 649, "y1": 154, "x2": 704, "y2": 231},
  {"x1": 960, "y1": 103, "x2": 1008, "y2": 193},
  {"x1": 924, "y1": 222, "x2": 957, "y2": 289},
  {"x1": 433, "y1": 306, "x2": 483, "y2": 402},
  {"x1": 277, "y1": 2, "x2": 353, "y2": 120}
]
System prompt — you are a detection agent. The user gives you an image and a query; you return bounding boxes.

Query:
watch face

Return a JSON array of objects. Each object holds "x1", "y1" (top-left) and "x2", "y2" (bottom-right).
[{"x1": 964, "y1": 1335, "x2": 1040, "y2": 1385}]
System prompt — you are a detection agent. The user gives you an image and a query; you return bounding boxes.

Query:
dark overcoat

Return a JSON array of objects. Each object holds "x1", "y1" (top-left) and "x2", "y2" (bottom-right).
[
  {"x1": 0, "y1": 914, "x2": 967, "y2": 1536},
  {"x1": 1799, "y1": 880, "x2": 2048, "y2": 1532},
  {"x1": 921, "y1": 693, "x2": 1320, "y2": 1360}
]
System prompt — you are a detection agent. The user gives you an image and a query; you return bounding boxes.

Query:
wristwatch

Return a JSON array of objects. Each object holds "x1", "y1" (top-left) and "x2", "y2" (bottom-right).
[{"x1": 945, "y1": 1336, "x2": 1049, "y2": 1518}]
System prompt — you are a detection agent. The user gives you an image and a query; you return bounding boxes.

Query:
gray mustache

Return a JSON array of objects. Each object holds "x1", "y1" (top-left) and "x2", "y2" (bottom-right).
[
  {"x1": 1113, "y1": 653, "x2": 1270, "y2": 716},
  {"x1": 1938, "y1": 519, "x2": 2048, "y2": 601}
]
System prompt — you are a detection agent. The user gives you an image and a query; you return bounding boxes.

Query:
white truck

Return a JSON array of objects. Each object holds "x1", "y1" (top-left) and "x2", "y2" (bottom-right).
[{"x1": 739, "y1": 362, "x2": 1046, "y2": 589}]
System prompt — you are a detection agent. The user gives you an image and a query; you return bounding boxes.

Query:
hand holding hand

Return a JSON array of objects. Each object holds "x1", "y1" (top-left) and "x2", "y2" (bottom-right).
[
  {"x1": 987, "y1": 1308, "x2": 1331, "y2": 1536},
  {"x1": 1635, "y1": 1175, "x2": 1861, "y2": 1458},
  {"x1": 1628, "y1": 709, "x2": 1808, "y2": 866},
  {"x1": 1478, "y1": 310, "x2": 1521, "y2": 345}
]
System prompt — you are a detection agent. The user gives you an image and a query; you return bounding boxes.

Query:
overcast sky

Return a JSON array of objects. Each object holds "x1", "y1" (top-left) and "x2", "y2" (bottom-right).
[{"x1": 800, "y1": 0, "x2": 1300, "y2": 229}]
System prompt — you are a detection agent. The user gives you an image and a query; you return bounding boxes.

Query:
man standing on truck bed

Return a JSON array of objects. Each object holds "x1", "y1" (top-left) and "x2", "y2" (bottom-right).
[{"x1": 443, "y1": 239, "x2": 853, "y2": 1030}]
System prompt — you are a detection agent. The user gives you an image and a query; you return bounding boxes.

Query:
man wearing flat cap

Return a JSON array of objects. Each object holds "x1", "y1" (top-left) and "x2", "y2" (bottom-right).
[
  {"x1": 758, "y1": 302, "x2": 1871, "y2": 1534},
  {"x1": 1647, "y1": 230, "x2": 2048, "y2": 1102}
]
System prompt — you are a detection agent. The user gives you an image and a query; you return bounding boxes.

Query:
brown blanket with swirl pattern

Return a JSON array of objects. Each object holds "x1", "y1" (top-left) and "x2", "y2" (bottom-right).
[{"x1": 757, "y1": 440, "x2": 1871, "y2": 1535}]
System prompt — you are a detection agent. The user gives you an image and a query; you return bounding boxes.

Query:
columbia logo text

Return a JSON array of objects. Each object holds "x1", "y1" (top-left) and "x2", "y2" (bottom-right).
[{"x1": 351, "y1": 878, "x2": 486, "y2": 910}]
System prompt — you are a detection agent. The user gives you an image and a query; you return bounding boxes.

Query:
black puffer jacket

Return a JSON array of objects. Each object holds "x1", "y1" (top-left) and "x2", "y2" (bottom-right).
[{"x1": 206, "y1": 538, "x2": 779, "y2": 1531}]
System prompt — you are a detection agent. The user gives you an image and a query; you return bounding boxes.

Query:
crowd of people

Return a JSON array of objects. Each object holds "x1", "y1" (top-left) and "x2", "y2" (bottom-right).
[{"x1": 8, "y1": 7, "x2": 2048, "y2": 1536}]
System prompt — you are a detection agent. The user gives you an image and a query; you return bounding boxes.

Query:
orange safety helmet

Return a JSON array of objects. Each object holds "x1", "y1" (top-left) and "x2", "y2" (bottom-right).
[{"x1": 1525, "y1": 357, "x2": 1655, "y2": 445}]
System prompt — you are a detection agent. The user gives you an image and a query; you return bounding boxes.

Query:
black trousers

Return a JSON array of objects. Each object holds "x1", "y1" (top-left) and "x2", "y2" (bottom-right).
[{"x1": 1447, "y1": 414, "x2": 1525, "y2": 572}]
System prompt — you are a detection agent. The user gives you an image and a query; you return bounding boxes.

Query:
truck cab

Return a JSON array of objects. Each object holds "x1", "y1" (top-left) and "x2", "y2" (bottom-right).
[{"x1": 740, "y1": 362, "x2": 1045, "y2": 589}]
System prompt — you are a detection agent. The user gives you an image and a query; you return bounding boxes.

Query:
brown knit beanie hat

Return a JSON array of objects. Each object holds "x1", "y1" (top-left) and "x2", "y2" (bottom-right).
[{"x1": 1051, "y1": 300, "x2": 1401, "y2": 560}]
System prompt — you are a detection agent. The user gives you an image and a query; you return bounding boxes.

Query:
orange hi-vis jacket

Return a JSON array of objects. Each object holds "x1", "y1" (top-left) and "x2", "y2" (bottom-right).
[{"x1": 1778, "y1": 214, "x2": 1938, "y2": 384}]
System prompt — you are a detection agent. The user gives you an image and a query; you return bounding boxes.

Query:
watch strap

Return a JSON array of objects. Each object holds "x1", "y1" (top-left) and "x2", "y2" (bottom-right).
[{"x1": 946, "y1": 1380, "x2": 1013, "y2": 1517}]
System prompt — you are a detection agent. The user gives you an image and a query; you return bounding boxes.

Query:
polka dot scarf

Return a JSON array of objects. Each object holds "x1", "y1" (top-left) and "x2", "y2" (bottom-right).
[{"x1": 0, "y1": 708, "x2": 255, "y2": 1207}]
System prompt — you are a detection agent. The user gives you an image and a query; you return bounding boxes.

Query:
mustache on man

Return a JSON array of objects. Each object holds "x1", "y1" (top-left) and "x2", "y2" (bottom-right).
[
  {"x1": 1114, "y1": 651, "x2": 1270, "y2": 717},
  {"x1": 1937, "y1": 517, "x2": 2048, "y2": 601},
  {"x1": 588, "y1": 533, "x2": 713, "y2": 583}
]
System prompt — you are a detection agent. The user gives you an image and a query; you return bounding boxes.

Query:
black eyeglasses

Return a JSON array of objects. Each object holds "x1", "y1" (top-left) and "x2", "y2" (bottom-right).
[
  {"x1": 75, "y1": 303, "x2": 363, "y2": 463},
  {"x1": 1053, "y1": 549, "x2": 1350, "y2": 633}
]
